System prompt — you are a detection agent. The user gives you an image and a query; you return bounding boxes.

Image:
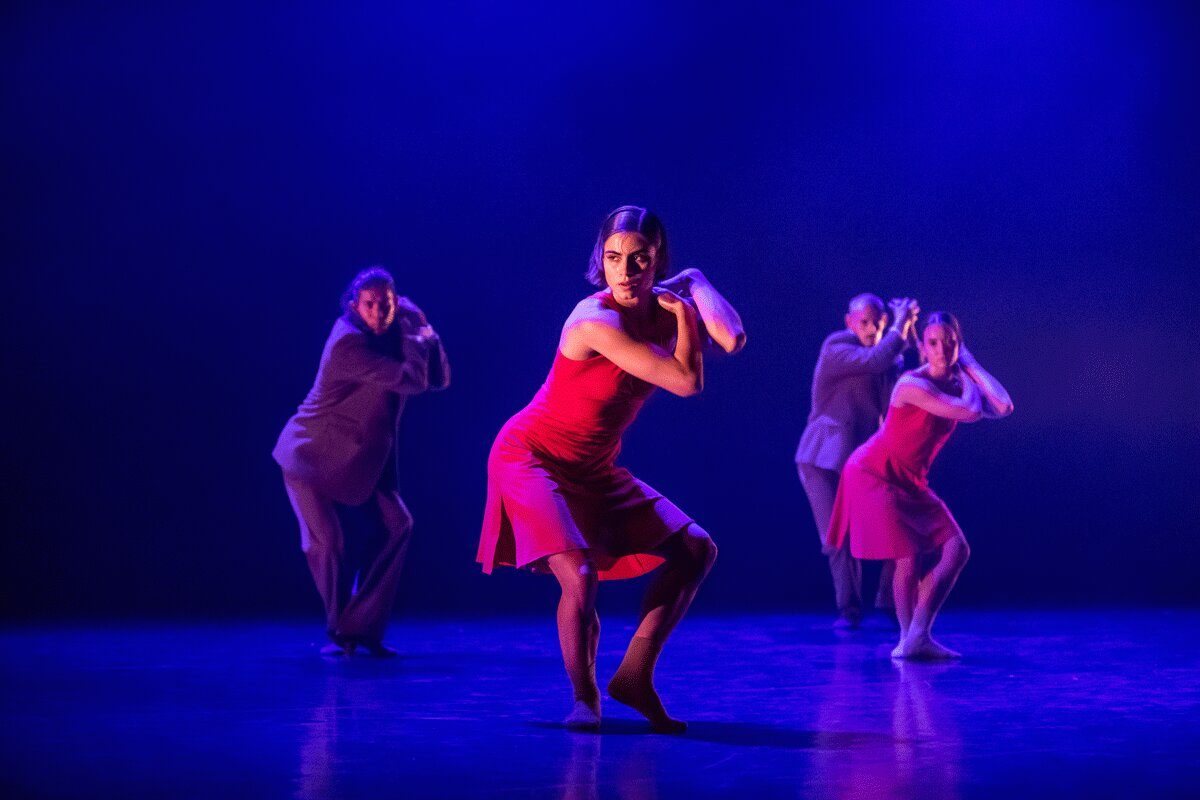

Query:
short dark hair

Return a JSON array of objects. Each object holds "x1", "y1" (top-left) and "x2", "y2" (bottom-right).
[
  {"x1": 585, "y1": 205, "x2": 670, "y2": 287},
  {"x1": 922, "y1": 310, "x2": 964, "y2": 343},
  {"x1": 847, "y1": 293, "x2": 885, "y2": 314},
  {"x1": 340, "y1": 266, "x2": 396, "y2": 313}
]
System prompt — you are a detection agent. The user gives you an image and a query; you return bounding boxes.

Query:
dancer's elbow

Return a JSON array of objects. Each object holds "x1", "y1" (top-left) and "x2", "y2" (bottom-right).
[
  {"x1": 722, "y1": 330, "x2": 747, "y2": 355},
  {"x1": 669, "y1": 374, "x2": 703, "y2": 397},
  {"x1": 990, "y1": 400, "x2": 1014, "y2": 419}
]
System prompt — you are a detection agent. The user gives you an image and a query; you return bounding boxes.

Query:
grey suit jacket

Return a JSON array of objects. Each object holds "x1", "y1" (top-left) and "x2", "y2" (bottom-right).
[
  {"x1": 795, "y1": 329, "x2": 906, "y2": 471},
  {"x1": 273, "y1": 315, "x2": 451, "y2": 505}
]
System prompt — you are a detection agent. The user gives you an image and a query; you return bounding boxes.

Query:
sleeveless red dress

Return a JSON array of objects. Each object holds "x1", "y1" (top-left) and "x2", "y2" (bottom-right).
[
  {"x1": 826, "y1": 401, "x2": 962, "y2": 560},
  {"x1": 477, "y1": 292, "x2": 695, "y2": 580}
]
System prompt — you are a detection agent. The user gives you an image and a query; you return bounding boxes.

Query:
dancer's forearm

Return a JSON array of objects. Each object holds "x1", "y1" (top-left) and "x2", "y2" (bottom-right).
[
  {"x1": 960, "y1": 347, "x2": 1013, "y2": 418},
  {"x1": 671, "y1": 306, "x2": 704, "y2": 395},
  {"x1": 676, "y1": 269, "x2": 746, "y2": 354}
]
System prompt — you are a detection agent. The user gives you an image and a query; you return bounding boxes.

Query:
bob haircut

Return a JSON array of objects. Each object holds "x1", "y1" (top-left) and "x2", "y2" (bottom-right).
[
  {"x1": 585, "y1": 205, "x2": 670, "y2": 287},
  {"x1": 921, "y1": 310, "x2": 964, "y2": 344},
  {"x1": 340, "y1": 266, "x2": 396, "y2": 314}
]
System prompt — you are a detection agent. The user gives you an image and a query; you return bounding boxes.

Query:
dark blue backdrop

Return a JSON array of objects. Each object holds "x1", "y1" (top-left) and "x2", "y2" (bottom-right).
[{"x1": 3, "y1": 2, "x2": 1198, "y2": 618}]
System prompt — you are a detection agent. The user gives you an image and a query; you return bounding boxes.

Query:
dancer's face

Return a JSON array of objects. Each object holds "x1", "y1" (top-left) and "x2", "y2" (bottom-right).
[
  {"x1": 602, "y1": 232, "x2": 657, "y2": 308},
  {"x1": 352, "y1": 286, "x2": 397, "y2": 335},
  {"x1": 921, "y1": 323, "x2": 960, "y2": 373},
  {"x1": 845, "y1": 305, "x2": 886, "y2": 346}
]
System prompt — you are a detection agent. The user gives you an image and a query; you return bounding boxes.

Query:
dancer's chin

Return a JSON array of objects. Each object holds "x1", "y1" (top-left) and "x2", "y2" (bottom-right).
[{"x1": 611, "y1": 290, "x2": 643, "y2": 307}]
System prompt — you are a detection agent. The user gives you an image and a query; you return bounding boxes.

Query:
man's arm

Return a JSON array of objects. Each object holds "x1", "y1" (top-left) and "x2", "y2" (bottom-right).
[
  {"x1": 407, "y1": 327, "x2": 450, "y2": 391},
  {"x1": 822, "y1": 329, "x2": 907, "y2": 378},
  {"x1": 330, "y1": 329, "x2": 430, "y2": 394},
  {"x1": 393, "y1": 295, "x2": 450, "y2": 392}
]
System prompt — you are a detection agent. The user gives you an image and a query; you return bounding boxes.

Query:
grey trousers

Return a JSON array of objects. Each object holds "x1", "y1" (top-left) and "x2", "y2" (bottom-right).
[
  {"x1": 797, "y1": 462, "x2": 894, "y2": 616},
  {"x1": 283, "y1": 472, "x2": 414, "y2": 642}
]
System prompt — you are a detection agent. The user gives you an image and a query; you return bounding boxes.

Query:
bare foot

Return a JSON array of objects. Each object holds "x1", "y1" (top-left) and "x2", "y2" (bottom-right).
[
  {"x1": 564, "y1": 699, "x2": 602, "y2": 732},
  {"x1": 833, "y1": 611, "x2": 862, "y2": 631},
  {"x1": 607, "y1": 674, "x2": 686, "y2": 734},
  {"x1": 359, "y1": 640, "x2": 399, "y2": 658},
  {"x1": 319, "y1": 641, "x2": 353, "y2": 657},
  {"x1": 336, "y1": 635, "x2": 397, "y2": 658},
  {"x1": 891, "y1": 634, "x2": 961, "y2": 661}
]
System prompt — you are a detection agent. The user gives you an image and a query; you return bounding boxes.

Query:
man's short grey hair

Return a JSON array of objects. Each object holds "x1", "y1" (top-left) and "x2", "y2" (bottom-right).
[{"x1": 847, "y1": 293, "x2": 885, "y2": 314}]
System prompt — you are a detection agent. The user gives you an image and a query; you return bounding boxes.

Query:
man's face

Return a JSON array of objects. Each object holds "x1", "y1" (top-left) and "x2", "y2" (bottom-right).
[
  {"x1": 845, "y1": 305, "x2": 886, "y2": 346},
  {"x1": 352, "y1": 286, "x2": 397, "y2": 335}
]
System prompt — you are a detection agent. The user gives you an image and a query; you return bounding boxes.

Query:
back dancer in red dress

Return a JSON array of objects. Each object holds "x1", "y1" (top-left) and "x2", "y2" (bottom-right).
[
  {"x1": 478, "y1": 206, "x2": 745, "y2": 732},
  {"x1": 827, "y1": 312, "x2": 1013, "y2": 659}
]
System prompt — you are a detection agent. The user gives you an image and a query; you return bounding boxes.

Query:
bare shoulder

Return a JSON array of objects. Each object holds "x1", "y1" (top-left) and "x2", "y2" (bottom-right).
[
  {"x1": 564, "y1": 295, "x2": 622, "y2": 334},
  {"x1": 892, "y1": 371, "x2": 934, "y2": 405},
  {"x1": 560, "y1": 295, "x2": 622, "y2": 358},
  {"x1": 896, "y1": 371, "x2": 933, "y2": 391}
]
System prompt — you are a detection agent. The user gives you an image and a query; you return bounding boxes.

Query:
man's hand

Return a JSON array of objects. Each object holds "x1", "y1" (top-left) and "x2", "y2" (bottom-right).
[{"x1": 395, "y1": 296, "x2": 428, "y2": 327}]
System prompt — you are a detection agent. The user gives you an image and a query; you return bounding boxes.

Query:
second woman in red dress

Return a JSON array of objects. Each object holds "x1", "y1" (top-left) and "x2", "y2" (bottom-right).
[
  {"x1": 477, "y1": 206, "x2": 745, "y2": 732},
  {"x1": 827, "y1": 312, "x2": 1013, "y2": 660}
]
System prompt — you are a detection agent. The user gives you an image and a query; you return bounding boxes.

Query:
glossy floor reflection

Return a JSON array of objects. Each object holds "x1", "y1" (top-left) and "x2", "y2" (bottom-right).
[{"x1": 2, "y1": 611, "x2": 1197, "y2": 798}]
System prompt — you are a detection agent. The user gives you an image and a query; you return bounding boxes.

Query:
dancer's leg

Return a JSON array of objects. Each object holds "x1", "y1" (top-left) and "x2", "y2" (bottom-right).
[
  {"x1": 609, "y1": 525, "x2": 717, "y2": 733},
  {"x1": 895, "y1": 535, "x2": 970, "y2": 660},
  {"x1": 876, "y1": 560, "x2": 896, "y2": 612},
  {"x1": 283, "y1": 473, "x2": 349, "y2": 649},
  {"x1": 798, "y1": 464, "x2": 862, "y2": 625},
  {"x1": 337, "y1": 490, "x2": 415, "y2": 654},
  {"x1": 547, "y1": 550, "x2": 601, "y2": 730},
  {"x1": 829, "y1": 544, "x2": 863, "y2": 627},
  {"x1": 890, "y1": 557, "x2": 918, "y2": 656}
]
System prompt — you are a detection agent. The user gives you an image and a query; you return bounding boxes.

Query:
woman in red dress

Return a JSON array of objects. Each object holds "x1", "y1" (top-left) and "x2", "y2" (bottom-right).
[
  {"x1": 478, "y1": 206, "x2": 745, "y2": 732},
  {"x1": 827, "y1": 312, "x2": 1013, "y2": 660}
]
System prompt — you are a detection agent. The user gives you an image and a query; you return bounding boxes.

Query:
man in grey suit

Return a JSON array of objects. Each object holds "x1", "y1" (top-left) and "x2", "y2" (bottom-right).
[
  {"x1": 796, "y1": 294, "x2": 917, "y2": 628},
  {"x1": 274, "y1": 266, "x2": 450, "y2": 656}
]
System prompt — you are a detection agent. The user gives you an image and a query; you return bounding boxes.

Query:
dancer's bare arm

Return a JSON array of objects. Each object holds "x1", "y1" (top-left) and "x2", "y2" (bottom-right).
[
  {"x1": 658, "y1": 269, "x2": 746, "y2": 354},
  {"x1": 561, "y1": 292, "x2": 704, "y2": 397},
  {"x1": 959, "y1": 346, "x2": 1013, "y2": 418},
  {"x1": 892, "y1": 372, "x2": 983, "y2": 422}
]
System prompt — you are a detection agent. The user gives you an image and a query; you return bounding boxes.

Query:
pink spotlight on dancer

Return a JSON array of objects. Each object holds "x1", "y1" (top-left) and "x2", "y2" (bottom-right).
[
  {"x1": 477, "y1": 205, "x2": 745, "y2": 732},
  {"x1": 827, "y1": 312, "x2": 1013, "y2": 659}
]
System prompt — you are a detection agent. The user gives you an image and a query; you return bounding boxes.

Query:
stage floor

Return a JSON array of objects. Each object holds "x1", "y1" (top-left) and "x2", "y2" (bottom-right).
[{"x1": 2, "y1": 611, "x2": 1197, "y2": 798}]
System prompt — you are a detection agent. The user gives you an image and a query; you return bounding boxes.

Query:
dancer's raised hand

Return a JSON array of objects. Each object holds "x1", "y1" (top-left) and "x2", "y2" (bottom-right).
[
  {"x1": 658, "y1": 268, "x2": 698, "y2": 297},
  {"x1": 653, "y1": 287, "x2": 693, "y2": 318}
]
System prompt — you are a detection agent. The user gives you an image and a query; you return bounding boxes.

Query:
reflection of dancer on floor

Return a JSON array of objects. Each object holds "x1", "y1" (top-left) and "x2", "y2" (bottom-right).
[
  {"x1": 796, "y1": 294, "x2": 918, "y2": 628},
  {"x1": 477, "y1": 206, "x2": 745, "y2": 732},
  {"x1": 826, "y1": 312, "x2": 1012, "y2": 659},
  {"x1": 274, "y1": 267, "x2": 450, "y2": 656}
]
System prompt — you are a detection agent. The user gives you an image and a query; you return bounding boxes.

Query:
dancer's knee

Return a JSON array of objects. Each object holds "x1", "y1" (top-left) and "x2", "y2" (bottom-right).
[
  {"x1": 945, "y1": 536, "x2": 970, "y2": 570},
  {"x1": 557, "y1": 560, "x2": 598, "y2": 612},
  {"x1": 301, "y1": 537, "x2": 342, "y2": 559},
  {"x1": 376, "y1": 492, "x2": 414, "y2": 538},
  {"x1": 956, "y1": 540, "x2": 971, "y2": 569},
  {"x1": 681, "y1": 526, "x2": 717, "y2": 575},
  {"x1": 387, "y1": 508, "x2": 415, "y2": 542}
]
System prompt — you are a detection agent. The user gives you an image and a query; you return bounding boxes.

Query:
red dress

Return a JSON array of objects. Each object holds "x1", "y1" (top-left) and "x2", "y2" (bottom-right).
[
  {"x1": 826, "y1": 402, "x2": 962, "y2": 560},
  {"x1": 477, "y1": 292, "x2": 695, "y2": 580}
]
